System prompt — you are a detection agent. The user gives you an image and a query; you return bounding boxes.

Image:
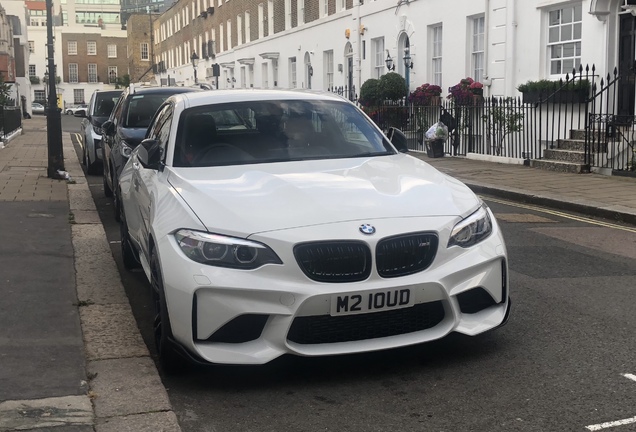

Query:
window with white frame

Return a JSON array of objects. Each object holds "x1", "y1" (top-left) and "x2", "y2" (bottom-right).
[
  {"x1": 88, "y1": 63, "x2": 98, "y2": 83},
  {"x1": 107, "y1": 44, "x2": 117, "y2": 58},
  {"x1": 227, "y1": 19, "x2": 232, "y2": 49},
  {"x1": 245, "y1": 12, "x2": 251, "y2": 43},
  {"x1": 372, "y1": 37, "x2": 384, "y2": 79},
  {"x1": 320, "y1": 0, "x2": 327, "y2": 17},
  {"x1": 548, "y1": 3, "x2": 582, "y2": 76},
  {"x1": 272, "y1": 58, "x2": 278, "y2": 87},
  {"x1": 29, "y1": 65, "x2": 36, "y2": 77},
  {"x1": 338, "y1": 0, "x2": 345, "y2": 11},
  {"x1": 324, "y1": 50, "x2": 334, "y2": 89},
  {"x1": 34, "y1": 90, "x2": 45, "y2": 101},
  {"x1": 297, "y1": 0, "x2": 304, "y2": 25},
  {"x1": 73, "y1": 89, "x2": 84, "y2": 104},
  {"x1": 220, "y1": 23, "x2": 224, "y2": 52},
  {"x1": 267, "y1": 0, "x2": 274, "y2": 36},
  {"x1": 108, "y1": 66, "x2": 117, "y2": 82},
  {"x1": 237, "y1": 14, "x2": 243, "y2": 45},
  {"x1": 431, "y1": 25, "x2": 443, "y2": 87},
  {"x1": 68, "y1": 41, "x2": 77, "y2": 55},
  {"x1": 69, "y1": 63, "x2": 78, "y2": 83},
  {"x1": 28, "y1": 41, "x2": 34, "y2": 53},
  {"x1": 141, "y1": 43, "x2": 149, "y2": 61},
  {"x1": 284, "y1": 0, "x2": 291, "y2": 29},
  {"x1": 471, "y1": 16, "x2": 485, "y2": 83},
  {"x1": 258, "y1": 4, "x2": 264, "y2": 38},
  {"x1": 87, "y1": 41, "x2": 97, "y2": 55},
  {"x1": 290, "y1": 57, "x2": 297, "y2": 88}
]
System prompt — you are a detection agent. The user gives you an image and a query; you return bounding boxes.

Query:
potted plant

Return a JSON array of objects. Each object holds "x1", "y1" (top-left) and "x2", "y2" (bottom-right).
[
  {"x1": 408, "y1": 83, "x2": 442, "y2": 106},
  {"x1": 448, "y1": 77, "x2": 483, "y2": 105},
  {"x1": 517, "y1": 79, "x2": 590, "y2": 104}
]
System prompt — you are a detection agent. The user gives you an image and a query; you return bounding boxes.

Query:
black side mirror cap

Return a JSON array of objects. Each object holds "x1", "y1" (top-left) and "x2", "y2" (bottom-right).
[
  {"x1": 387, "y1": 127, "x2": 409, "y2": 153},
  {"x1": 137, "y1": 139, "x2": 162, "y2": 170},
  {"x1": 101, "y1": 120, "x2": 115, "y2": 136}
]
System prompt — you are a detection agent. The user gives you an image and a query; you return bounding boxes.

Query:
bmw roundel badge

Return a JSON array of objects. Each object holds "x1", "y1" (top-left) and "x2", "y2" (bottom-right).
[{"x1": 359, "y1": 224, "x2": 376, "y2": 235}]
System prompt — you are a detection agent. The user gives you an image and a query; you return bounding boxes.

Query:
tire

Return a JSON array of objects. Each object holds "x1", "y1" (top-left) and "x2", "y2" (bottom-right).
[
  {"x1": 150, "y1": 248, "x2": 187, "y2": 374},
  {"x1": 120, "y1": 205, "x2": 141, "y2": 270},
  {"x1": 85, "y1": 143, "x2": 101, "y2": 175},
  {"x1": 103, "y1": 161, "x2": 113, "y2": 197},
  {"x1": 113, "y1": 180, "x2": 121, "y2": 222},
  {"x1": 66, "y1": 110, "x2": 71, "y2": 115}
]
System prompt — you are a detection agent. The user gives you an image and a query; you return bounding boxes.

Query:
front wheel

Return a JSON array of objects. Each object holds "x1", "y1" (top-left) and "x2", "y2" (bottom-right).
[
  {"x1": 120, "y1": 204, "x2": 140, "y2": 270},
  {"x1": 151, "y1": 248, "x2": 187, "y2": 374}
]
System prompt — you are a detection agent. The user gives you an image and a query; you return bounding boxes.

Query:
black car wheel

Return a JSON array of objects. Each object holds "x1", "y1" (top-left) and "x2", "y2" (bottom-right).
[
  {"x1": 150, "y1": 248, "x2": 187, "y2": 374},
  {"x1": 102, "y1": 158, "x2": 113, "y2": 197},
  {"x1": 113, "y1": 176, "x2": 121, "y2": 222},
  {"x1": 120, "y1": 204, "x2": 140, "y2": 270},
  {"x1": 85, "y1": 144, "x2": 101, "y2": 175}
]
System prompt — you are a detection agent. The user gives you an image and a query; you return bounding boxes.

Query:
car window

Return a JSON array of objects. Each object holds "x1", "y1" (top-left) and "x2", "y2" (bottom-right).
[
  {"x1": 94, "y1": 93, "x2": 120, "y2": 116},
  {"x1": 110, "y1": 93, "x2": 127, "y2": 125},
  {"x1": 173, "y1": 100, "x2": 394, "y2": 168},
  {"x1": 124, "y1": 94, "x2": 170, "y2": 128}
]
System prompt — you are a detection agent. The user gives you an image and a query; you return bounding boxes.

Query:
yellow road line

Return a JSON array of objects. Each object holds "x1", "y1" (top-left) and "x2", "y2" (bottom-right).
[{"x1": 483, "y1": 196, "x2": 636, "y2": 233}]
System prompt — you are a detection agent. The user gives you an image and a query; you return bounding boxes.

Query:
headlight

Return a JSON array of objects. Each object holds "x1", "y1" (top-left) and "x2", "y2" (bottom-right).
[
  {"x1": 175, "y1": 229, "x2": 283, "y2": 269},
  {"x1": 92, "y1": 124, "x2": 102, "y2": 135},
  {"x1": 448, "y1": 204, "x2": 493, "y2": 248},
  {"x1": 120, "y1": 141, "x2": 133, "y2": 158}
]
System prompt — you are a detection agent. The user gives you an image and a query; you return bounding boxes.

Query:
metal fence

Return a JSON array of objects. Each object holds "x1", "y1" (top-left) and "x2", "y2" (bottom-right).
[
  {"x1": 365, "y1": 64, "x2": 636, "y2": 174},
  {"x1": 0, "y1": 107, "x2": 22, "y2": 138}
]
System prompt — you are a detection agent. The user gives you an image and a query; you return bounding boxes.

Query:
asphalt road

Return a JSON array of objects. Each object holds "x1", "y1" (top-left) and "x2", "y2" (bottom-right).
[{"x1": 67, "y1": 119, "x2": 636, "y2": 432}]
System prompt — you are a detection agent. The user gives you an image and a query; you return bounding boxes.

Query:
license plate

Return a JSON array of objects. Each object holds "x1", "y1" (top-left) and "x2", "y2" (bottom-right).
[{"x1": 330, "y1": 288, "x2": 413, "y2": 316}]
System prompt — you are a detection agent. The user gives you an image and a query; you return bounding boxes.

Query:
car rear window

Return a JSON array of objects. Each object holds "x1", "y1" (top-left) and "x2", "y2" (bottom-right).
[{"x1": 124, "y1": 94, "x2": 170, "y2": 128}]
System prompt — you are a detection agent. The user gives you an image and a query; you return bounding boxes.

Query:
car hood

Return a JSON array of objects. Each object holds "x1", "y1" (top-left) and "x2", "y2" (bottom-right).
[
  {"x1": 119, "y1": 127, "x2": 147, "y2": 147},
  {"x1": 167, "y1": 155, "x2": 479, "y2": 235}
]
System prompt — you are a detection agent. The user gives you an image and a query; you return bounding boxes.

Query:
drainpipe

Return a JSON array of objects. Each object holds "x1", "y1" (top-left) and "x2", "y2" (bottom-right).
[
  {"x1": 483, "y1": 0, "x2": 491, "y2": 93},
  {"x1": 505, "y1": 0, "x2": 517, "y2": 96},
  {"x1": 357, "y1": 0, "x2": 362, "y2": 93}
]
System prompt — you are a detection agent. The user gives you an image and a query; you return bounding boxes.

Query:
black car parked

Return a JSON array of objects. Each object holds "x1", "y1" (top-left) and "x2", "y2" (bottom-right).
[{"x1": 102, "y1": 85, "x2": 201, "y2": 220}]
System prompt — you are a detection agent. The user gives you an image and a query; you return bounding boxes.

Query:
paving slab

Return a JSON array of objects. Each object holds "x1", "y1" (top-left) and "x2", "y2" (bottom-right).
[
  {"x1": 88, "y1": 357, "x2": 172, "y2": 419},
  {"x1": 96, "y1": 411, "x2": 181, "y2": 432},
  {"x1": 0, "y1": 395, "x2": 93, "y2": 431}
]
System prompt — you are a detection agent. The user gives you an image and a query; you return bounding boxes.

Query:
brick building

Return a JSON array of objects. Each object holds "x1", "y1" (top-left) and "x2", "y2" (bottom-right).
[
  {"x1": 126, "y1": 13, "x2": 158, "y2": 84},
  {"x1": 60, "y1": 33, "x2": 127, "y2": 104}
]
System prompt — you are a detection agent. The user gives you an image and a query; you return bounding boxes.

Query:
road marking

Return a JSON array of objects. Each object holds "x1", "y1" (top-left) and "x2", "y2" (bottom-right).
[
  {"x1": 622, "y1": 373, "x2": 636, "y2": 383},
  {"x1": 585, "y1": 374, "x2": 636, "y2": 431},
  {"x1": 586, "y1": 416, "x2": 636, "y2": 431},
  {"x1": 483, "y1": 196, "x2": 636, "y2": 233},
  {"x1": 73, "y1": 133, "x2": 82, "y2": 145}
]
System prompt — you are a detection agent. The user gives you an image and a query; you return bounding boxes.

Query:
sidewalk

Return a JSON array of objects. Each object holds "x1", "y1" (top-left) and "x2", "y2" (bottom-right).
[
  {"x1": 0, "y1": 117, "x2": 634, "y2": 431},
  {"x1": 0, "y1": 116, "x2": 180, "y2": 432}
]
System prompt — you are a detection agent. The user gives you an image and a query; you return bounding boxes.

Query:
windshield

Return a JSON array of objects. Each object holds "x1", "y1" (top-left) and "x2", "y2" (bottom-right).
[
  {"x1": 173, "y1": 99, "x2": 394, "y2": 167},
  {"x1": 124, "y1": 94, "x2": 170, "y2": 128}
]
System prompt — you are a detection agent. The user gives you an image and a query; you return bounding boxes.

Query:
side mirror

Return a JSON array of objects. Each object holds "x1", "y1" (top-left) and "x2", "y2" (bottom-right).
[
  {"x1": 137, "y1": 139, "x2": 162, "y2": 170},
  {"x1": 387, "y1": 127, "x2": 409, "y2": 153},
  {"x1": 101, "y1": 120, "x2": 115, "y2": 136}
]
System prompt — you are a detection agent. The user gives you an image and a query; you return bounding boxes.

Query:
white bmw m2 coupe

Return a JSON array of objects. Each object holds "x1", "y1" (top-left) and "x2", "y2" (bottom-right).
[{"x1": 118, "y1": 89, "x2": 510, "y2": 373}]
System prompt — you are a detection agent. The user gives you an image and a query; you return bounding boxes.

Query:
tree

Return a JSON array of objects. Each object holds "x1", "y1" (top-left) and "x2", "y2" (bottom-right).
[
  {"x1": 482, "y1": 97, "x2": 524, "y2": 156},
  {"x1": 115, "y1": 74, "x2": 131, "y2": 89},
  {"x1": 359, "y1": 78, "x2": 381, "y2": 107},
  {"x1": 379, "y1": 72, "x2": 407, "y2": 102}
]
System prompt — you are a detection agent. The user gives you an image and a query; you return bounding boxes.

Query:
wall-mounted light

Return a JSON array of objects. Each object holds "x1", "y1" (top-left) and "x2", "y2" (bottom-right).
[
  {"x1": 403, "y1": 46, "x2": 413, "y2": 69},
  {"x1": 385, "y1": 51, "x2": 395, "y2": 71}
]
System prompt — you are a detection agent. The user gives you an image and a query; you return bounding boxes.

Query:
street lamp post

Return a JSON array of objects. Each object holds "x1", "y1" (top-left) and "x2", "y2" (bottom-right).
[
  {"x1": 403, "y1": 46, "x2": 413, "y2": 100},
  {"x1": 45, "y1": 0, "x2": 64, "y2": 178},
  {"x1": 191, "y1": 52, "x2": 199, "y2": 84},
  {"x1": 385, "y1": 52, "x2": 395, "y2": 71},
  {"x1": 43, "y1": 72, "x2": 48, "y2": 102}
]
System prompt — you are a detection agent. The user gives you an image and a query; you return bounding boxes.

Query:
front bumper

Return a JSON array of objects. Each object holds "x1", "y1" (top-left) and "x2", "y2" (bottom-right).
[{"x1": 157, "y1": 214, "x2": 510, "y2": 365}]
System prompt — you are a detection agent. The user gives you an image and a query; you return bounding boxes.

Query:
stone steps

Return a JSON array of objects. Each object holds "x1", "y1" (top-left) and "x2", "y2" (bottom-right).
[
  {"x1": 543, "y1": 148, "x2": 586, "y2": 164},
  {"x1": 529, "y1": 159, "x2": 585, "y2": 174}
]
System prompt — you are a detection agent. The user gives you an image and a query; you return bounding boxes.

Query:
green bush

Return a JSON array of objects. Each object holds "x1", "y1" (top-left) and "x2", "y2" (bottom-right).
[
  {"x1": 379, "y1": 72, "x2": 407, "y2": 102},
  {"x1": 359, "y1": 78, "x2": 381, "y2": 107},
  {"x1": 29, "y1": 76, "x2": 40, "y2": 85},
  {"x1": 517, "y1": 78, "x2": 590, "y2": 93}
]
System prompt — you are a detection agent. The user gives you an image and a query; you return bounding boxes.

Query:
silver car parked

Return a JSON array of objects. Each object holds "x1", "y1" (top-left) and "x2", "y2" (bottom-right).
[{"x1": 79, "y1": 90, "x2": 122, "y2": 175}]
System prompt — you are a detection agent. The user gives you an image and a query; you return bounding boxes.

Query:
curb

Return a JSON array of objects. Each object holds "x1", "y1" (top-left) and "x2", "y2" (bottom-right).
[{"x1": 64, "y1": 134, "x2": 182, "y2": 432}]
